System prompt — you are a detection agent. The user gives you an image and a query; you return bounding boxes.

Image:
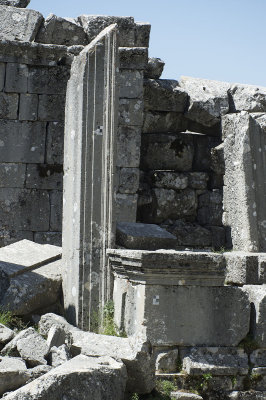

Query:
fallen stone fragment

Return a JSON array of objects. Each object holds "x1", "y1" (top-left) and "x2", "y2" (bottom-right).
[
  {"x1": 230, "y1": 83, "x2": 266, "y2": 112},
  {"x1": 38, "y1": 313, "x2": 80, "y2": 337},
  {"x1": 0, "y1": 324, "x2": 14, "y2": 345},
  {"x1": 0, "y1": 356, "x2": 28, "y2": 396},
  {"x1": 16, "y1": 329, "x2": 49, "y2": 366},
  {"x1": 36, "y1": 14, "x2": 88, "y2": 46},
  {"x1": 144, "y1": 57, "x2": 165, "y2": 79},
  {"x1": 171, "y1": 392, "x2": 203, "y2": 400},
  {"x1": 155, "y1": 348, "x2": 179, "y2": 373},
  {"x1": 162, "y1": 220, "x2": 212, "y2": 248},
  {"x1": 144, "y1": 79, "x2": 188, "y2": 112},
  {"x1": 116, "y1": 222, "x2": 177, "y2": 250},
  {"x1": 225, "y1": 252, "x2": 260, "y2": 285},
  {"x1": 179, "y1": 76, "x2": 230, "y2": 127},
  {"x1": 46, "y1": 325, "x2": 66, "y2": 350},
  {"x1": 0, "y1": 5, "x2": 43, "y2": 42},
  {"x1": 25, "y1": 365, "x2": 52, "y2": 383},
  {"x1": 1, "y1": 327, "x2": 36, "y2": 357},
  {"x1": 48, "y1": 344, "x2": 70, "y2": 367},
  {"x1": 3, "y1": 355, "x2": 127, "y2": 400},
  {"x1": 228, "y1": 391, "x2": 266, "y2": 399},
  {"x1": 0, "y1": 0, "x2": 30, "y2": 7}
]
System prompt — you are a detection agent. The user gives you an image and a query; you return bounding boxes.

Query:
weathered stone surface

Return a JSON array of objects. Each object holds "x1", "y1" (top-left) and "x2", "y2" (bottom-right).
[
  {"x1": 28, "y1": 65, "x2": 70, "y2": 95},
  {"x1": 46, "y1": 122, "x2": 64, "y2": 164},
  {"x1": 3, "y1": 355, "x2": 127, "y2": 400},
  {"x1": 25, "y1": 365, "x2": 52, "y2": 383},
  {"x1": 0, "y1": 6, "x2": 43, "y2": 42},
  {"x1": 144, "y1": 57, "x2": 165, "y2": 79},
  {"x1": 0, "y1": 63, "x2": 5, "y2": 91},
  {"x1": 162, "y1": 220, "x2": 212, "y2": 247},
  {"x1": 141, "y1": 133, "x2": 194, "y2": 171},
  {"x1": 0, "y1": 0, "x2": 30, "y2": 7},
  {"x1": 117, "y1": 125, "x2": 141, "y2": 168},
  {"x1": 38, "y1": 313, "x2": 80, "y2": 338},
  {"x1": 119, "y1": 47, "x2": 148, "y2": 70},
  {"x1": 116, "y1": 222, "x2": 177, "y2": 250},
  {"x1": 0, "y1": 239, "x2": 61, "y2": 277},
  {"x1": 179, "y1": 76, "x2": 230, "y2": 127},
  {"x1": 197, "y1": 190, "x2": 223, "y2": 226},
  {"x1": 36, "y1": 14, "x2": 88, "y2": 46},
  {"x1": 0, "y1": 163, "x2": 25, "y2": 188},
  {"x1": 119, "y1": 98, "x2": 143, "y2": 126},
  {"x1": 119, "y1": 168, "x2": 139, "y2": 194},
  {"x1": 16, "y1": 330, "x2": 49, "y2": 366},
  {"x1": 78, "y1": 15, "x2": 135, "y2": 46},
  {"x1": 0, "y1": 93, "x2": 18, "y2": 119},
  {"x1": 230, "y1": 83, "x2": 266, "y2": 112},
  {"x1": 155, "y1": 348, "x2": 179, "y2": 373},
  {"x1": 19, "y1": 93, "x2": 38, "y2": 121},
  {"x1": 0, "y1": 120, "x2": 46, "y2": 163},
  {"x1": 150, "y1": 171, "x2": 188, "y2": 190},
  {"x1": 143, "y1": 111, "x2": 186, "y2": 133},
  {"x1": 70, "y1": 331, "x2": 155, "y2": 394},
  {"x1": 211, "y1": 143, "x2": 225, "y2": 175},
  {"x1": 1, "y1": 327, "x2": 36, "y2": 356},
  {"x1": 48, "y1": 344, "x2": 70, "y2": 367},
  {"x1": 0, "y1": 229, "x2": 33, "y2": 247},
  {"x1": 182, "y1": 347, "x2": 248, "y2": 376},
  {"x1": 0, "y1": 324, "x2": 14, "y2": 344},
  {"x1": 0, "y1": 356, "x2": 28, "y2": 396},
  {"x1": 228, "y1": 391, "x2": 266, "y2": 399},
  {"x1": 242, "y1": 285, "x2": 266, "y2": 347},
  {"x1": 250, "y1": 349, "x2": 266, "y2": 367},
  {"x1": 144, "y1": 79, "x2": 188, "y2": 112},
  {"x1": 50, "y1": 190, "x2": 62, "y2": 231},
  {"x1": 46, "y1": 325, "x2": 66, "y2": 350},
  {"x1": 38, "y1": 94, "x2": 65, "y2": 121},
  {"x1": 26, "y1": 164, "x2": 63, "y2": 190},
  {"x1": 134, "y1": 22, "x2": 150, "y2": 47},
  {"x1": 5, "y1": 63, "x2": 28, "y2": 93},
  {"x1": 193, "y1": 133, "x2": 220, "y2": 171},
  {"x1": 0, "y1": 259, "x2": 62, "y2": 315},
  {"x1": 225, "y1": 252, "x2": 260, "y2": 285},
  {"x1": 34, "y1": 232, "x2": 62, "y2": 247},
  {"x1": 116, "y1": 193, "x2": 138, "y2": 222},
  {"x1": 120, "y1": 70, "x2": 143, "y2": 98},
  {"x1": 171, "y1": 392, "x2": 203, "y2": 400},
  {"x1": 152, "y1": 188, "x2": 197, "y2": 223}
]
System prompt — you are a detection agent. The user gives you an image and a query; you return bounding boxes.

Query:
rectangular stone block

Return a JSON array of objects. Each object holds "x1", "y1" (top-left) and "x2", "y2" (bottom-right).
[
  {"x1": 26, "y1": 164, "x2": 63, "y2": 190},
  {"x1": 117, "y1": 125, "x2": 141, "y2": 168},
  {"x1": 0, "y1": 6, "x2": 43, "y2": 42},
  {"x1": 0, "y1": 120, "x2": 46, "y2": 163},
  {"x1": 50, "y1": 190, "x2": 62, "y2": 231},
  {"x1": 19, "y1": 94, "x2": 38, "y2": 121},
  {"x1": 118, "y1": 168, "x2": 139, "y2": 194},
  {"x1": 119, "y1": 70, "x2": 143, "y2": 99},
  {"x1": 134, "y1": 22, "x2": 151, "y2": 47},
  {"x1": 38, "y1": 94, "x2": 65, "y2": 121},
  {"x1": 5, "y1": 63, "x2": 28, "y2": 93},
  {"x1": 0, "y1": 230, "x2": 33, "y2": 247},
  {"x1": 225, "y1": 252, "x2": 260, "y2": 285},
  {"x1": 0, "y1": 188, "x2": 50, "y2": 231},
  {"x1": 197, "y1": 190, "x2": 223, "y2": 226},
  {"x1": 46, "y1": 122, "x2": 64, "y2": 165},
  {"x1": 34, "y1": 232, "x2": 62, "y2": 247},
  {"x1": 119, "y1": 47, "x2": 148, "y2": 70},
  {"x1": 143, "y1": 111, "x2": 187, "y2": 133},
  {"x1": 28, "y1": 66, "x2": 70, "y2": 95},
  {"x1": 0, "y1": 163, "x2": 26, "y2": 187},
  {"x1": 116, "y1": 193, "x2": 138, "y2": 222},
  {"x1": 0, "y1": 93, "x2": 18, "y2": 119},
  {"x1": 0, "y1": 63, "x2": 5, "y2": 91},
  {"x1": 119, "y1": 98, "x2": 143, "y2": 126}
]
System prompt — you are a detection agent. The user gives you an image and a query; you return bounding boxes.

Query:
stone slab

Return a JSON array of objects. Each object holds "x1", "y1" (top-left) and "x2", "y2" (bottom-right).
[
  {"x1": 0, "y1": 356, "x2": 28, "y2": 396},
  {"x1": 119, "y1": 47, "x2": 148, "y2": 70},
  {"x1": 5, "y1": 62, "x2": 28, "y2": 93},
  {"x1": 28, "y1": 65, "x2": 70, "y2": 95},
  {"x1": 161, "y1": 220, "x2": 212, "y2": 248},
  {"x1": 144, "y1": 79, "x2": 188, "y2": 112},
  {"x1": 26, "y1": 164, "x2": 63, "y2": 190},
  {"x1": 118, "y1": 167, "x2": 139, "y2": 194},
  {"x1": 0, "y1": 0, "x2": 30, "y2": 7},
  {"x1": 143, "y1": 111, "x2": 186, "y2": 133},
  {"x1": 134, "y1": 22, "x2": 150, "y2": 47},
  {"x1": 117, "y1": 125, "x2": 141, "y2": 168},
  {"x1": 16, "y1": 330, "x2": 49, "y2": 366},
  {"x1": 38, "y1": 94, "x2": 65, "y2": 121},
  {"x1": 19, "y1": 93, "x2": 38, "y2": 121},
  {"x1": 119, "y1": 70, "x2": 143, "y2": 99},
  {"x1": 171, "y1": 392, "x2": 203, "y2": 400},
  {"x1": 116, "y1": 222, "x2": 177, "y2": 250},
  {"x1": 0, "y1": 324, "x2": 14, "y2": 344},
  {"x1": 0, "y1": 93, "x2": 19, "y2": 119},
  {"x1": 225, "y1": 252, "x2": 260, "y2": 285},
  {"x1": 116, "y1": 193, "x2": 138, "y2": 222},
  {"x1": 230, "y1": 83, "x2": 266, "y2": 112},
  {"x1": 0, "y1": 163, "x2": 26, "y2": 188},
  {"x1": 0, "y1": 6, "x2": 43, "y2": 42},
  {"x1": 119, "y1": 98, "x2": 143, "y2": 126},
  {"x1": 46, "y1": 122, "x2": 64, "y2": 164}
]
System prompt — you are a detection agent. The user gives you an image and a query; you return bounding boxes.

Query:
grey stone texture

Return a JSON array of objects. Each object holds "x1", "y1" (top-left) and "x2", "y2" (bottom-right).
[
  {"x1": 0, "y1": 6, "x2": 43, "y2": 42},
  {"x1": 0, "y1": 356, "x2": 28, "y2": 396},
  {"x1": 119, "y1": 70, "x2": 143, "y2": 98},
  {"x1": 0, "y1": 93, "x2": 18, "y2": 119},
  {"x1": 225, "y1": 252, "x2": 261, "y2": 285},
  {"x1": 16, "y1": 330, "x2": 49, "y2": 366},
  {"x1": 19, "y1": 93, "x2": 38, "y2": 120},
  {"x1": 38, "y1": 94, "x2": 65, "y2": 121},
  {"x1": 50, "y1": 190, "x2": 62, "y2": 231},
  {"x1": 5, "y1": 63, "x2": 28, "y2": 93},
  {"x1": 117, "y1": 126, "x2": 141, "y2": 168},
  {"x1": 26, "y1": 164, "x2": 63, "y2": 190},
  {"x1": 3, "y1": 355, "x2": 127, "y2": 400},
  {"x1": 230, "y1": 83, "x2": 266, "y2": 112},
  {"x1": 0, "y1": 63, "x2": 4, "y2": 91},
  {"x1": 0, "y1": 163, "x2": 25, "y2": 187},
  {"x1": 144, "y1": 57, "x2": 165, "y2": 79},
  {"x1": 171, "y1": 393, "x2": 203, "y2": 400},
  {"x1": 36, "y1": 14, "x2": 88, "y2": 46},
  {"x1": 0, "y1": 0, "x2": 30, "y2": 7},
  {"x1": 0, "y1": 324, "x2": 14, "y2": 344},
  {"x1": 116, "y1": 222, "x2": 177, "y2": 250},
  {"x1": 34, "y1": 232, "x2": 62, "y2": 246},
  {"x1": 134, "y1": 22, "x2": 150, "y2": 47},
  {"x1": 46, "y1": 122, "x2": 64, "y2": 164},
  {"x1": 2, "y1": 327, "x2": 37, "y2": 356},
  {"x1": 197, "y1": 189, "x2": 223, "y2": 226},
  {"x1": 119, "y1": 47, "x2": 148, "y2": 70},
  {"x1": 144, "y1": 79, "x2": 188, "y2": 112},
  {"x1": 116, "y1": 193, "x2": 138, "y2": 222},
  {"x1": 119, "y1": 98, "x2": 143, "y2": 126},
  {"x1": 143, "y1": 111, "x2": 186, "y2": 133},
  {"x1": 161, "y1": 220, "x2": 212, "y2": 248},
  {"x1": 211, "y1": 142, "x2": 225, "y2": 175},
  {"x1": 155, "y1": 348, "x2": 179, "y2": 373},
  {"x1": 28, "y1": 65, "x2": 70, "y2": 94},
  {"x1": 46, "y1": 325, "x2": 66, "y2": 350},
  {"x1": 48, "y1": 344, "x2": 70, "y2": 367},
  {"x1": 228, "y1": 392, "x2": 266, "y2": 400},
  {"x1": 118, "y1": 167, "x2": 139, "y2": 194}
]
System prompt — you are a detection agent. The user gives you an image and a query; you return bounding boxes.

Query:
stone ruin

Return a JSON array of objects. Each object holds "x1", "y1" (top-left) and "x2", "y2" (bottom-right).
[{"x1": 0, "y1": 1, "x2": 266, "y2": 399}]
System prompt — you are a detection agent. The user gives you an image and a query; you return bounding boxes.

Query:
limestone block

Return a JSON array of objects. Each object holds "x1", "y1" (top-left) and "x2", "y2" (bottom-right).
[
  {"x1": 182, "y1": 347, "x2": 249, "y2": 376},
  {"x1": 0, "y1": 239, "x2": 61, "y2": 277},
  {"x1": 50, "y1": 190, "x2": 62, "y2": 231},
  {"x1": 0, "y1": 230, "x2": 33, "y2": 247},
  {"x1": 0, "y1": 356, "x2": 28, "y2": 396},
  {"x1": 0, "y1": 6, "x2": 43, "y2": 42},
  {"x1": 117, "y1": 125, "x2": 141, "y2": 168},
  {"x1": 28, "y1": 65, "x2": 70, "y2": 95},
  {"x1": 16, "y1": 331, "x2": 49, "y2": 366},
  {"x1": 38, "y1": 94, "x2": 65, "y2": 121},
  {"x1": 116, "y1": 222, "x2": 177, "y2": 250},
  {"x1": 0, "y1": 188, "x2": 50, "y2": 231},
  {"x1": 46, "y1": 122, "x2": 64, "y2": 164},
  {"x1": 119, "y1": 47, "x2": 148, "y2": 70},
  {"x1": 143, "y1": 111, "x2": 186, "y2": 133},
  {"x1": 0, "y1": 324, "x2": 14, "y2": 344},
  {"x1": 5, "y1": 63, "x2": 28, "y2": 93},
  {"x1": 211, "y1": 142, "x2": 225, "y2": 175},
  {"x1": 144, "y1": 57, "x2": 165, "y2": 79},
  {"x1": 118, "y1": 167, "x2": 139, "y2": 194},
  {"x1": 171, "y1": 393, "x2": 203, "y2": 400},
  {"x1": 208, "y1": 225, "x2": 226, "y2": 249},
  {"x1": 0, "y1": 120, "x2": 46, "y2": 163},
  {"x1": 19, "y1": 93, "x2": 38, "y2": 121},
  {"x1": 141, "y1": 133, "x2": 194, "y2": 171},
  {"x1": 3, "y1": 355, "x2": 127, "y2": 400},
  {"x1": 154, "y1": 188, "x2": 197, "y2": 223},
  {"x1": 188, "y1": 172, "x2": 209, "y2": 189},
  {"x1": 230, "y1": 83, "x2": 266, "y2": 112},
  {"x1": 46, "y1": 326, "x2": 66, "y2": 350},
  {"x1": 0, "y1": 0, "x2": 30, "y2": 7},
  {"x1": 162, "y1": 220, "x2": 212, "y2": 247},
  {"x1": 36, "y1": 14, "x2": 88, "y2": 46},
  {"x1": 34, "y1": 232, "x2": 62, "y2": 246},
  {"x1": 25, "y1": 365, "x2": 52, "y2": 383},
  {"x1": 0, "y1": 163, "x2": 25, "y2": 187},
  {"x1": 251, "y1": 349, "x2": 266, "y2": 367},
  {"x1": 2, "y1": 327, "x2": 37, "y2": 356},
  {"x1": 197, "y1": 190, "x2": 223, "y2": 226},
  {"x1": 155, "y1": 348, "x2": 179, "y2": 373},
  {"x1": 48, "y1": 344, "x2": 70, "y2": 368},
  {"x1": 228, "y1": 392, "x2": 266, "y2": 399},
  {"x1": 134, "y1": 22, "x2": 150, "y2": 47},
  {"x1": 0, "y1": 259, "x2": 62, "y2": 315},
  {"x1": 119, "y1": 70, "x2": 143, "y2": 99},
  {"x1": 144, "y1": 79, "x2": 188, "y2": 112},
  {"x1": 38, "y1": 313, "x2": 80, "y2": 338},
  {"x1": 26, "y1": 164, "x2": 63, "y2": 190},
  {"x1": 150, "y1": 171, "x2": 188, "y2": 190},
  {"x1": 193, "y1": 133, "x2": 220, "y2": 171},
  {"x1": 179, "y1": 76, "x2": 230, "y2": 127},
  {"x1": 116, "y1": 193, "x2": 138, "y2": 222},
  {"x1": 242, "y1": 285, "x2": 266, "y2": 347},
  {"x1": 119, "y1": 98, "x2": 143, "y2": 126},
  {"x1": 225, "y1": 252, "x2": 260, "y2": 285},
  {"x1": 0, "y1": 63, "x2": 4, "y2": 91},
  {"x1": 0, "y1": 93, "x2": 18, "y2": 119},
  {"x1": 79, "y1": 15, "x2": 135, "y2": 46}
]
